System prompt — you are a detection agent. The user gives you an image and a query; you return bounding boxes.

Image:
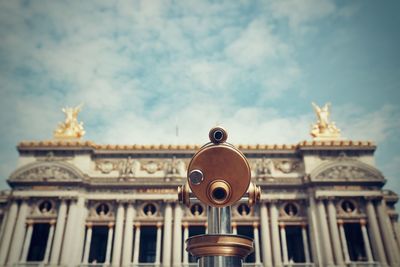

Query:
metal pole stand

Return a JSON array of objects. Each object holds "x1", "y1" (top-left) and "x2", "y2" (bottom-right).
[{"x1": 178, "y1": 127, "x2": 261, "y2": 267}]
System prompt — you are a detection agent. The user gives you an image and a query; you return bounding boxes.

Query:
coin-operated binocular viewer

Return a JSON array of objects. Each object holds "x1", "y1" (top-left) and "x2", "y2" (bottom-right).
[{"x1": 178, "y1": 127, "x2": 261, "y2": 267}]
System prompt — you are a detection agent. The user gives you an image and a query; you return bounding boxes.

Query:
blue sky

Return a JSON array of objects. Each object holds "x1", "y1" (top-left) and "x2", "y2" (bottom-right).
[{"x1": 0, "y1": 0, "x2": 399, "y2": 202}]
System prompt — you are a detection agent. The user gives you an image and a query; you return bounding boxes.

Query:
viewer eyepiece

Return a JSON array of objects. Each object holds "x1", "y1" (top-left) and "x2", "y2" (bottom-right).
[{"x1": 209, "y1": 126, "x2": 228, "y2": 143}]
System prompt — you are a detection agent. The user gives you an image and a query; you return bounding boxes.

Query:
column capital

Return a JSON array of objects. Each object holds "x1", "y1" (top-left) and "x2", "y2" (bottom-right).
[
  {"x1": 26, "y1": 219, "x2": 34, "y2": 226},
  {"x1": 337, "y1": 219, "x2": 344, "y2": 225},
  {"x1": 364, "y1": 196, "x2": 382, "y2": 201},
  {"x1": 360, "y1": 219, "x2": 367, "y2": 226},
  {"x1": 116, "y1": 199, "x2": 128, "y2": 205},
  {"x1": 157, "y1": 222, "x2": 163, "y2": 228},
  {"x1": 12, "y1": 196, "x2": 30, "y2": 202},
  {"x1": 269, "y1": 199, "x2": 279, "y2": 204},
  {"x1": 279, "y1": 222, "x2": 285, "y2": 229},
  {"x1": 253, "y1": 222, "x2": 259, "y2": 228},
  {"x1": 86, "y1": 222, "x2": 93, "y2": 228},
  {"x1": 126, "y1": 200, "x2": 136, "y2": 206},
  {"x1": 68, "y1": 197, "x2": 79, "y2": 204},
  {"x1": 50, "y1": 219, "x2": 57, "y2": 225},
  {"x1": 134, "y1": 222, "x2": 141, "y2": 228},
  {"x1": 301, "y1": 222, "x2": 308, "y2": 229},
  {"x1": 163, "y1": 199, "x2": 175, "y2": 204},
  {"x1": 182, "y1": 222, "x2": 189, "y2": 228},
  {"x1": 108, "y1": 222, "x2": 115, "y2": 228},
  {"x1": 231, "y1": 222, "x2": 237, "y2": 228},
  {"x1": 326, "y1": 196, "x2": 336, "y2": 201},
  {"x1": 315, "y1": 196, "x2": 328, "y2": 201}
]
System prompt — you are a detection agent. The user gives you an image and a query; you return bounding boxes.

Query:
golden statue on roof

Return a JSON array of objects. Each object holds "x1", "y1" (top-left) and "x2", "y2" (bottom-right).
[
  {"x1": 311, "y1": 102, "x2": 341, "y2": 140},
  {"x1": 54, "y1": 104, "x2": 85, "y2": 139}
]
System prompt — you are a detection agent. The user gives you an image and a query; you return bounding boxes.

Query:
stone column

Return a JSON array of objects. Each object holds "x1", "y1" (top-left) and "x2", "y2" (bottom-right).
[
  {"x1": 392, "y1": 220, "x2": 400, "y2": 252},
  {"x1": 301, "y1": 224, "x2": 311, "y2": 263},
  {"x1": 72, "y1": 197, "x2": 88, "y2": 265},
  {"x1": 253, "y1": 222, "x2": 261, "y2": 265},
  {"x1": 8, "y1": 199, "x2": 29, "y2": 264},
  {"x1": 317, "y1": 199, "x2": 334, "y2": 266},
  {"x1": 182, "y1": 223, "x2": 189, "y2": 265},
  {"x1": 232, "y1": 222, "x2": 237, "y2": 235},
  {"x1": 155, "y1": 222, "x2": 163, "y2": 266},
  {"x1": 60, "y1": 199, "x2": 78, "y2": 265},
  {"x1": 173, "y1": 204, "x2": 183, "y2": 267},
  {"x1": 338, "y1": 220, "x2": 350, "y2": 263},
  {"x1": 365, "y1": 199, "x2": 387, "y2": 266},
  {"x1": 20, "y1": 220, "x2": 34, "y2": 262},
  {"x1": 307, "y1": 194, "x2": 322, "y2": 267},
  {"x1": 43, "y1": 220, "x2": 56, "y2": 263},
  {"x1": 360, "y1": 219, "x2": 374, "y2": 263},
  {"x1": 122, "y1": 202, "x2": 135, "y2": 266},
  {"x1": 270, "y1": 201, "x2": 282, "y2": 267},
  {"x1": 132, "y1": 223, "x2": 141, "y2": 264},
  {"x1": 0, "y1": 200, "x2": 18, "y2": 265},
  {"x1": 112, "y1": 202, "x2": 125, "y2": 266},
  {"x1": 105, "y1": 222, "x2": 114, "y2": 264},
  {"x1": 163, "y1": 202, "x2": 173, "y2": 267},
  {"x1": 50, "y1": 199, "x2": 67, "y2": 264},
  {"x1": 82, "y1": 223, "x2": 93, "y2": 264},
  {"x1": 327, "y1": 199, "x2": 344, "y2": 265},
  {"x1": 260, "y1": 203, "x2": 273, "y2": 267},
  {"x1": 0, "y1": 208, "x2": 8, "y2": 242},
  {"x1": 280, "y1": 223, "x2": 289, "y2": 264},
  {"x1": 376, "y1": 199, "x2": 400, "y2": 266}
]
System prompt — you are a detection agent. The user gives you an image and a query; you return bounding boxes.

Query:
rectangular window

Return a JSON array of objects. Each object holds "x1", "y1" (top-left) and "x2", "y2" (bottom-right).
[
  {"x1": 344, "y1": 223, "x2": 367, "y2": 261},
  {"x1": 139, "y1": 226, "x2": 157, "y2": 263},
  {"x1": 188, "y1": 226, "x2": 206, "y2": 263},
  {"x1": 89, "y1": 226, "x2": 109, "y2": 263},
  {"x1": 237, "y1": 225, "x2": 255, "y2": 263},
  {"x1": 285, "y1": 226, "x2": 306, "y2": 263},
  {"x1": 27, "y1": 223, "x2": 50, "y2": 262}
]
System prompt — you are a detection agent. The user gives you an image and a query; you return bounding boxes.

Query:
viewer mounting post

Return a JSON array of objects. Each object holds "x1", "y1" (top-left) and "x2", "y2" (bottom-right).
[{"x1": 178, "y1": 126, "x2": 261, "y2": 267}]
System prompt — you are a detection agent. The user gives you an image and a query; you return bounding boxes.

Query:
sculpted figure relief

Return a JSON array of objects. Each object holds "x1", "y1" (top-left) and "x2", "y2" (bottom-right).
[
  {"x1": 165, "y1": 156, "x2": 186, "y2": 176},
  {"x1": 257, "y1": 158, "x2": 275, "y2": 176},
  {"x1": 274, "y1": 160, "x2": 300, "y2": 174},
  {"x1": 311, "y1": 102, "x2": 341, "y2": 140},
  {"x1": 119, "y1": 157, "x2": 140, "y2": 177},
  {"x1": 54, "y1": 104, "x2": 85, "y2": 139}
]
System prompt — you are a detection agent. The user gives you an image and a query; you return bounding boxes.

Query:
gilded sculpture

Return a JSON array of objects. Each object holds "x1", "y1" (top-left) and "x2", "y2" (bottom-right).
[
  {"x1": 311, "y1": 102, "x2": 341, "y2": 140},
  {"x1": 54, "y1": 104, "x2": 85, "y2": 139}
]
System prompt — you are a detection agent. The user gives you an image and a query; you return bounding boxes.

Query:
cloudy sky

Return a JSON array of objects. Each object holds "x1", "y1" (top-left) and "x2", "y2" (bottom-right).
[{"x1": 0, "y1": 0, "x2": 399, "y2": 200}]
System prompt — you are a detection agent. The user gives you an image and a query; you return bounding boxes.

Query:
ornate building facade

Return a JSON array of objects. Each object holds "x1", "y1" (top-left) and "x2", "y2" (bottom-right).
[{"x1": 0, "y1": 105, "x2": 399, "y2": 267}]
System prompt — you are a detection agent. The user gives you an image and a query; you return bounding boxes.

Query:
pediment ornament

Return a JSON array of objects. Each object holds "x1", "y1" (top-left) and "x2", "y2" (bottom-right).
[
  {"x1": 317, "y1": 165, "x2": 380, "y2": 180},
  {"x1": 10, "y1": 162, "x2": 82, "y2": 181},
  {"x1": 313, "y1": 160, "x2": 383, "y2": 181}
]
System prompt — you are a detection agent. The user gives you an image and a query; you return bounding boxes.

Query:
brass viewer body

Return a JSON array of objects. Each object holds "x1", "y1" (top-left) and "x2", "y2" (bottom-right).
[{"x1": 178, "y1": 127, "x2": 261, "y2": 267}]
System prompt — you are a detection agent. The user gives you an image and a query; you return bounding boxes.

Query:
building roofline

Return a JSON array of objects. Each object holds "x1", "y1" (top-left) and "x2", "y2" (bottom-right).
[{"x1": 17, "y1": 140, "x2": 376, "y2": 153}]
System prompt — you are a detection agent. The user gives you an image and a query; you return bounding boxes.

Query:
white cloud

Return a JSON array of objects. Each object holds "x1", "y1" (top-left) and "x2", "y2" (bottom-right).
[
  {"x1": 270, "y1": 0, "x2": 336, "y2": 31},
  {"x1": 337, "y1": 104, "x2": 400, "y2": 143},
  {"x1": 225, "y1": 19, "x2": 288, "y2": 66}
]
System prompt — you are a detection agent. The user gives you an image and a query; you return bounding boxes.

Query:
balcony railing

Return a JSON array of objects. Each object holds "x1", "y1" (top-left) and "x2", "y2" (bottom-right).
[
  {"x1": 13, "y1": 261, "x2": 382, "y2": 267},
  {"x1": 13, "y1": 263, "x2": 62, "y2": 267},
  {"x1": 346, "y1": 262, "x2": 382, "y2": 267},
  {"x1": 283, "y1": 263, "x2": 315, "y2": 267}
]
